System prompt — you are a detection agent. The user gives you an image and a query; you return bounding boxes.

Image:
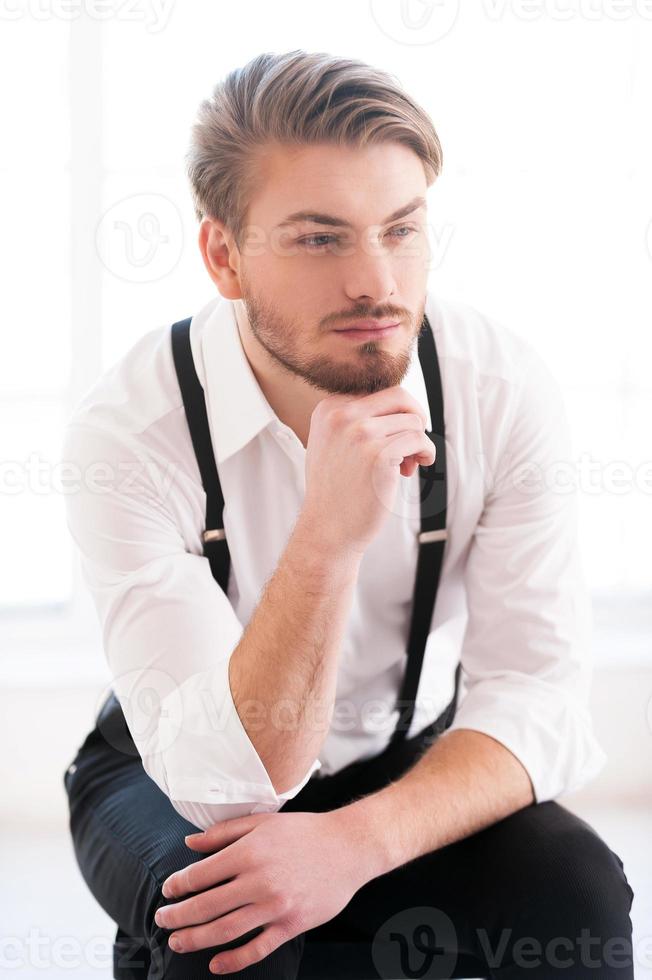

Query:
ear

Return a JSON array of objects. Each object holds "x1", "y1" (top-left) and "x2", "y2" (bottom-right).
[{"x1": 198, "y1": 217, "x2": 243, "y2": 300}]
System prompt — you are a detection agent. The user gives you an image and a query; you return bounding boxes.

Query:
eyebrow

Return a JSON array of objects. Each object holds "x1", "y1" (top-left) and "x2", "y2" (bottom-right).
[{"x1": 275, "y1": 194, "x2": 427, "y2": 230}]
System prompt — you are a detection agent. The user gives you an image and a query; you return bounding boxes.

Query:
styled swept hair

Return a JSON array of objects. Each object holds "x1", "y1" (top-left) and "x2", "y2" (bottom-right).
[{"x1": 185, "y1": 49, "x2": 443, "y2": 248}]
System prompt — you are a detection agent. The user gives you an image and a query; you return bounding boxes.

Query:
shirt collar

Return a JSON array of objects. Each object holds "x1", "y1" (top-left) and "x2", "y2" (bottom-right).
[{"x1": 196, "y1": 294, "x2": 433, "y2": 465}]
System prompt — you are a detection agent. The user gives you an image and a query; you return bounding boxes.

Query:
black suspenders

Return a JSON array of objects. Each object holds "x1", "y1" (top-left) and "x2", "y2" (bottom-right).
[
  {"x1": 170, "y1": 311, "x2": 461, "y2": 750},
  {"x1": 387, "y1": 314, "x2": 458, "y2": 747}
]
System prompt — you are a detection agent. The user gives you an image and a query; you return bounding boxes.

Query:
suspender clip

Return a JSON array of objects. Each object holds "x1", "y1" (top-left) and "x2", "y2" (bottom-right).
[
  {"x1": 203, "y1": 528, "x2": 226, "y2": 543},
  {"x1": 418, "y1": 529, "x2": 447, "y2": 544}
]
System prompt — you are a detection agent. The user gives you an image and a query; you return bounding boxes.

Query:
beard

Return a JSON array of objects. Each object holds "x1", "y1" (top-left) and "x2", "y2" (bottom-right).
[{"x1": 238, "y1": 275, "x2": 427, "y2": 397}]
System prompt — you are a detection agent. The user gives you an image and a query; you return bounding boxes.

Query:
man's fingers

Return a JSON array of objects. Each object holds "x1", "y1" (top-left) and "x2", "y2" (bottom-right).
[
  {"x1": 184, "y1": 834, "x2": 210, "y2": 851},
  {"x1": 209, "y1": 923, "x2": 291, "y2": 976},
  {"x1": 167, "y1": 906, "x2": 270, "y2": 955},
  {"x1": 184, "y1": 814, "x2": 265, "y2": 851},
  {"x1": 155, "y1": 878, "x2": 249, "y2": 931},
  {"x1": 163, "y1": 849, "x2": 243, "y2": 899},
  {"x1": 166, "y1": 813, "x2": 275, "y2": 898}
]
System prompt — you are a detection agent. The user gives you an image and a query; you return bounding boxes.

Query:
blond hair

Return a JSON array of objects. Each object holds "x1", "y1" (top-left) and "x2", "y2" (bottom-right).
[{"x1": 185, "y1": 49, "x2": 443, "y2": 249}]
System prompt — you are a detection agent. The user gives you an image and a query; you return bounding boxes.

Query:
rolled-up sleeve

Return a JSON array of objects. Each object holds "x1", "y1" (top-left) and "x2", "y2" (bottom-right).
[
  {"x1": 60, "y1": 421, "x2": 320, "y2": 830},
  {"x1": 447, "y1": 348, "x2": 607, "y2": 803}
]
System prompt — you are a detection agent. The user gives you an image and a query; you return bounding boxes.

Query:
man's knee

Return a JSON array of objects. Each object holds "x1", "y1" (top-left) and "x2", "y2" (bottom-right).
[
  {"x1": 143, "y1": 834, "x2": 205, "y2": 937},
  {"x1": 148, "y1": 910, "x2": 303, "y2": 980},
  {"x1": 478, "y1": 803, "x2": 635, "y2": 973},
  {"x1": 147, "y1": 872, "x2": 268, "y2": 980},
  {"x1": 525, "y1": 806, "x2": 634, "y2": 932},
  {"x1": 569, "y1": 832, "x2": 635, "y2": 929},
  {"x1": 144, "y1": 840, "x2": 304, "y2": 978}
]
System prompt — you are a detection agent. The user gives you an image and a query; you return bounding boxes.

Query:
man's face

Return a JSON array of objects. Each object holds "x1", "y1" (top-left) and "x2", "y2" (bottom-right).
[{"x1": 233, "y1": 140, "x2": 431, "y2": 396}]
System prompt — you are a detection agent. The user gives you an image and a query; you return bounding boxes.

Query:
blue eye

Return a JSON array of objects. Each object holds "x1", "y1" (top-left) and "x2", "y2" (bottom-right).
[
  {"x1": 301, "y1": 234, "x2": 336, "y2": 249},
  {"x1": 389, "y1": 225, "x2": 416, "y2": 239},
  {"x1": 299, "y1": 225, "x2": 417, "y2": 250}
]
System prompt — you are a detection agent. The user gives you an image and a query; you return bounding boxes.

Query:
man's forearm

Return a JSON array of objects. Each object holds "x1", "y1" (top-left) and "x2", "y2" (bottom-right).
[
  {"x1": 330, "y1": 728, "x2": 536, "y2": 884},
  {"x1": 228, "y1": 513, "x2": 362, "y2": 795}
]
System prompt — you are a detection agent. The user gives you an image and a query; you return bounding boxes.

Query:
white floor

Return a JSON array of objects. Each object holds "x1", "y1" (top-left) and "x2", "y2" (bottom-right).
[{"x1": 1, "y1": 800, "x2": 650, "y2": 979}]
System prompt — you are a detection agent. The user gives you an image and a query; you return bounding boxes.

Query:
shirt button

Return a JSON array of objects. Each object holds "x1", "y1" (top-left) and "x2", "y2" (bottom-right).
[{"x1": 68, "y1": 763, "x2": 77, "y2": 774}]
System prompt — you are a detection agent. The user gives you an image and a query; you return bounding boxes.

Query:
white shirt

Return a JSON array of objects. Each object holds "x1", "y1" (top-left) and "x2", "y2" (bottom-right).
[{"x1": 60, "y1": 288, "x2": 607, "y2": 831}]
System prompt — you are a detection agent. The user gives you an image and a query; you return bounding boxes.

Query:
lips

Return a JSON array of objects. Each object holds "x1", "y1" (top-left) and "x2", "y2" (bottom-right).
[
  {"x1": 334, "y1": 324, "x2": 400, "y2": 341},
  {"x1": 336, "y1": 320, "x2": 400, "y2": 331}
]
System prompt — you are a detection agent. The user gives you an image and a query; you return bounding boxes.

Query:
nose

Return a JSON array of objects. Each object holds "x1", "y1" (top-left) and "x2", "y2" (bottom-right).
[{"x1": 342, "y1": 238, "x2": 398, "y2": 305}]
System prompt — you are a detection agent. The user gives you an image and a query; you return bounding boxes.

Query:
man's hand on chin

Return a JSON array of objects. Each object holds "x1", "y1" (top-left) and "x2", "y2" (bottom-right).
[{"x1": 152, "y1": 808, "x2": 374, "y2": 975}]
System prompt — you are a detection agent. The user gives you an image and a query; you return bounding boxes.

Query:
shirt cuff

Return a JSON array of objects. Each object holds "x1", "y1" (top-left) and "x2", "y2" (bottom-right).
[
  {"x1": 149, "y1": 654, "x2": 322, "y2": 808},
  {"x1": 446, "y1": 674, "x2": 607, "y2": 803}
]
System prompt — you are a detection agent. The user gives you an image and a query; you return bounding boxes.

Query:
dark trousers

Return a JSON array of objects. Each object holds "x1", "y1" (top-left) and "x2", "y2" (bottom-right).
[{"x1": 63, "y1": 704, "x2": 635, "y2": 980}]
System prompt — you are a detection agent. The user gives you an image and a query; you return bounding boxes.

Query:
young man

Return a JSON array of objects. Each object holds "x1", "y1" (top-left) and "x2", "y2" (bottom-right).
[{"x1": 62, "y1": 49, "x2": 634, "y2": 979}]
